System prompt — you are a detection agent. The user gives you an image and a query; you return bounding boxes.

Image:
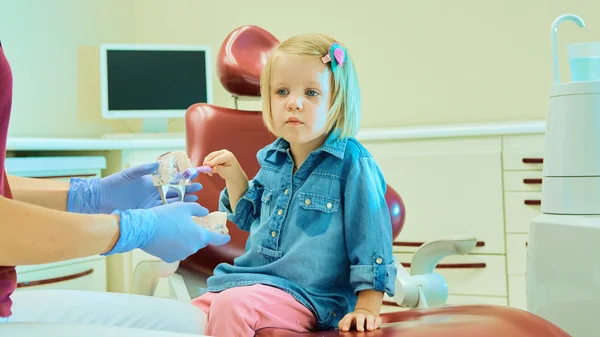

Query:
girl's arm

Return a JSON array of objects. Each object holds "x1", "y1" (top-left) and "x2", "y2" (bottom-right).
[
  {"x1": 225, "y1": 172, "x2": 249, "y2": 212},
  {"x1": 339, "y1": 154, "x2": 397, "y2": 332},
  {"x1": 355, "y1": 289, "x2": 385, "y2": 315},
  {"x1": 219, "y1": 178, "x2": 263, "y2": 232},
  {"x1": 0, "y1": 195, "x2": 119, "y2": 266},
  {"x1": 344, "y1": 155, "x2": 397, "y2": 299}
]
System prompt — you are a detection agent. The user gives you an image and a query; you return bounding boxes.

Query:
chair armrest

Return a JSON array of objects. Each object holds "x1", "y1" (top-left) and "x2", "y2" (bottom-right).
[
  {"x1": 393, "y1": 236, "x2": 477, "y2": 309},
  {"x1": 410, "y1": 236, "x2": 478, "y2": 275},
  {"x1": 168, "y1": 272, "x2": 192, "y2": 302},
  {"x1": 132, "y1": 260, "x2": 179, "y2": 296}
]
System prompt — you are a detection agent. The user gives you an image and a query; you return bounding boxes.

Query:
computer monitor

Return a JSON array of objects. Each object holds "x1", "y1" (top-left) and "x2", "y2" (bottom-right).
[{"x1": 100, "y1": 44, "x2": 213, "y2": 133}]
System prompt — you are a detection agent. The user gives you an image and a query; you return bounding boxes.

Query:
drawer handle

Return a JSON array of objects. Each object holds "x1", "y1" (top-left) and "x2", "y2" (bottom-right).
[
  {"x1": 523, "y1": 178, "x2": 542, "y2": 184},
  {"x1": 522, "y1": 158, "x2": 543, "y2": 164},
  {"x1": 17, "y1": 268, "x2": 94, "y2": 288},
  {"x1": 525, "y1": 242, "x2": 528, "y2": 247},
  {"x1": 400, "y1": 262, "x2": 487, "y2": 269},
  {"x1": 524, "y1": 199, "x2": 541, "y2": 205},
  {"x1": 394, "y1": 241, "x2": 485, "y2": 247}
]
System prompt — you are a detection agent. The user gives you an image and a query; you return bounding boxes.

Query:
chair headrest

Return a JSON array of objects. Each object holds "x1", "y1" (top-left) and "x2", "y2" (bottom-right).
[{"x1": 217, "y1": 25, "x2": 279, "y2": 97}]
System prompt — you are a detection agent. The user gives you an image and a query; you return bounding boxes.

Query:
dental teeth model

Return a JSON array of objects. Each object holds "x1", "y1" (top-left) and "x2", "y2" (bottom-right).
[
  {"x1": 193, "y1": 211, "x2": 229, "y2": 235},
  {"x1": 151, "y1": 151, "x2": 212, "y2": 204},
  {"x1": 150, "y1": 151, "x2": 227, "y2": 234},
  {"x1": 152, "y1": 151, "x2": 195, "y2": 187}
]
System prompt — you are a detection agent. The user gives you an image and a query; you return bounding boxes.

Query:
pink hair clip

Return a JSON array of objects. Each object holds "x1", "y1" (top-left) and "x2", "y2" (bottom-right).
[{"x1": 321, "y1": 42, "x2": 346, "y2": 71}]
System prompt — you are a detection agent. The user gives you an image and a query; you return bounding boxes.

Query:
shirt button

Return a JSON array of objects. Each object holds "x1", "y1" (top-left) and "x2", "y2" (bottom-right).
[
  {"x1": 271, "y1": 231, "x2": 277, "y2": 237},
  {"x1": 284, "y1": 189, "x2": 289, "y2": 195},
  {"x1": 332, "y1": 311, "x2": 336, "y2": 317},
  {"x1": 304, "y1": 199, "x2": 311, "y2": 206},
  {"x1": 326, "y1": 202, "x2": 333, "y2": 209},
  {"x1": 277, "y1": 209, "x2": 283, "y2": 216},
  {"x1": 376, "y1": 257, "x2": 383, "y2": 264}
]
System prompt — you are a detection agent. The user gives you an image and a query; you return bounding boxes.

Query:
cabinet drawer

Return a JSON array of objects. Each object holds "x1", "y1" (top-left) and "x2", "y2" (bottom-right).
[
  {"x1": 503, "y1": 135, "x2": 545, "y2": 152},
  {"x1": 394, "y1": 253, "x2": 507, "y2": 297},
  {"x1": 502, "y1": 152, "x2": 544, "y2": 171},
  {"x1": 508, "y1": 275, "x2": 527, "y2": 310},
  {"x1": 504, "y1": 192, "x2": 542, "y2": 233},
  {"x1": 506, "y1": 234, "x2": 528, "y2": 276},
  {"x1": 365, "y1": 142, "x2": 505, "y2": 255},
  {"x1": 503, "y1": 171, "x2": 543, "y2": 192},
  {"x1": 16, "y1": 256, "x2": 107, "y2": 292},
  {"x1": 5, "y1": 156, "x2": 106, "y2": 179}
]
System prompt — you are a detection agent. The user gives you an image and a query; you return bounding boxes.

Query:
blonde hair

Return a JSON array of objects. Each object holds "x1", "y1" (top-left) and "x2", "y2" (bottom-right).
[{"x1": 260, "y1": 33, "x2": 361, "y2": 138}]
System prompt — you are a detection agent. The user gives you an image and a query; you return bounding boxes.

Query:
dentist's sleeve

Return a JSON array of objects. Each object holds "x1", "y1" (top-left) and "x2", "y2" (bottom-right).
[
  {"x1": 344, "y1": 156, "x2": 397, "y2": 297},
  {"x1": 219, "y1": 179, "x2": 263, "y2": 232}
]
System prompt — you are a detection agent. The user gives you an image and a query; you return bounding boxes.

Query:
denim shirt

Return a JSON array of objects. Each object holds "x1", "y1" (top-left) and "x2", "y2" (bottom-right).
[{"x1": 207, "y1": 132, "x2": 397, "y2": 330}]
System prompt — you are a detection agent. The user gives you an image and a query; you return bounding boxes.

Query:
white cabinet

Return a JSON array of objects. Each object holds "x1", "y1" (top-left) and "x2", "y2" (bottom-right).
[
  {"x1": 362, "y1": 138, "x2": 508, "y2": 309},
  {"x1": 5, "y1": 156, "x2": 108, "y2": 292},
  {"x1": 394, "y1": 253, "x2": 507, "y2": 297},
  {"x1": 15, "y1": 256, "x2": 107, "y2": 292},
  {"x1": 363, "y1": 138, "x2": 505, "y2": 255},
  {"x1": 501, "y1": 134, "x2": 545, "y2": 311},
  {"x1": 364, "y1": 134, "x2": 548, "y2": 312}
]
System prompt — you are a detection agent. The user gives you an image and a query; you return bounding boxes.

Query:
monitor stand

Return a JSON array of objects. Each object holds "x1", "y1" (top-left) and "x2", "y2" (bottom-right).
[{"x1": 142, "y1": 118, "x2": 169, "y2": 133}]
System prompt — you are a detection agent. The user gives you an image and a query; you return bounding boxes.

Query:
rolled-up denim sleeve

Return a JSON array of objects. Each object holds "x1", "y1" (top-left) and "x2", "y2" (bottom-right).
[
  {"x1": 219, "y1": 179, "x2": 263, "y2": 232},
  {"x1": 345, "y1": 156, "x2": 397, "y2": 297}
]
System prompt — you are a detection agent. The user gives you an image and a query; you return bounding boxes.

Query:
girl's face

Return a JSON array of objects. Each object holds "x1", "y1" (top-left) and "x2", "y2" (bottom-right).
[{"x1": 270, "y1": 54, "x2": 332, "y2": 149}]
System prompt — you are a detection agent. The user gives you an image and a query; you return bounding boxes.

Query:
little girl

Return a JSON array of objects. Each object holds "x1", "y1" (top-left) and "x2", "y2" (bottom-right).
[{"x1": 191, "y1": 33, "x2": 397, "y2": 336}]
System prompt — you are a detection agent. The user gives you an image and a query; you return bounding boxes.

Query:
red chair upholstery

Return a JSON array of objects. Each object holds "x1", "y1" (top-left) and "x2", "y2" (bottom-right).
[
  {"x1": 255, "y1": 305, "x2": 570, "y2": 337},
  {"x1": 180, "y1": 25, "x2": 569, "y2": 336}
]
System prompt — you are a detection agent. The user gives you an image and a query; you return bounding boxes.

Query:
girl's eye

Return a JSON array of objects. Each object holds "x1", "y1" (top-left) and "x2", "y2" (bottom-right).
[
  {"x1": 306, "y1": 90, "x2": 319, "y2": 97},
  {"x1": 276, "y1": 89, "x2": 288, "y2": 95}
]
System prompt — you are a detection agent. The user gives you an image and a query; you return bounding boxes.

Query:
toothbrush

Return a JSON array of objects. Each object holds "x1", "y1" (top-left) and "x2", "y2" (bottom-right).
[{"x1": 182, "y1": 165, "x2": 213, "y2": 181}]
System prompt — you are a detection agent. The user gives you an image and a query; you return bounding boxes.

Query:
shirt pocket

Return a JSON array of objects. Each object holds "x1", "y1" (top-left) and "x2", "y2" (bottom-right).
[
  {"x1": 260, "y1": 187, "x2": 273, "y2": 224},
  {"x1": 296, "y1": 192, "x2": 340, "y2": 237}
]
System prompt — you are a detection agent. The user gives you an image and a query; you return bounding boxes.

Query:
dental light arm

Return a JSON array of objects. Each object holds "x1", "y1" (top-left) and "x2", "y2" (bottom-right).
[{"x1": 393, "y1": 237, "x2": 478, "y2": 309}]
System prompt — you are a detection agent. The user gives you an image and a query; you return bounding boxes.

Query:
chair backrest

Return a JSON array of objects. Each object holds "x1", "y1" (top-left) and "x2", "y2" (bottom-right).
[
  {"x1": 181, "y1": 25, "x2": 406, "y2": 276},
  {"x1": 216, "y1": 25, "x2": 280, "y2": 97},
  {"x1": 184, "y1": 105, "x2": 276, "y2": 274}
]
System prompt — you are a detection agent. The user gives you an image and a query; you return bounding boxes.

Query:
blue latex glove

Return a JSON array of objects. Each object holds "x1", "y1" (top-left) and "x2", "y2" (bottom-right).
[
  {"x1": 67, "y1": 162, "x2": 202, "y2": 214},
  {"x1": 104, "y1": 202, "x2": 231, "y2": 263}
]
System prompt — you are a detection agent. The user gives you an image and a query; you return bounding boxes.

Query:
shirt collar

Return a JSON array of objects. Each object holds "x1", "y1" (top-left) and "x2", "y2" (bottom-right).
[{"x1": 267, "y1": 131, "x2": 347, "y2": 160}]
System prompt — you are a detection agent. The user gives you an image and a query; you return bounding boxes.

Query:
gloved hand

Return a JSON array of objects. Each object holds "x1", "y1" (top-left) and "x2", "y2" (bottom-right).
[
  {"x1": 104, "y1": 202, "x2": 231, "y2": 263},
  {"x1": 67, "y1": 162, "x2": 202, "y2": 214}
]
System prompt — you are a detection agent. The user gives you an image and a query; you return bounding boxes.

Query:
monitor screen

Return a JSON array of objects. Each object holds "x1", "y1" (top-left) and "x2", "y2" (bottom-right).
[{"x1": 100, "y1": 44, "x2": 212, "y2": 119}]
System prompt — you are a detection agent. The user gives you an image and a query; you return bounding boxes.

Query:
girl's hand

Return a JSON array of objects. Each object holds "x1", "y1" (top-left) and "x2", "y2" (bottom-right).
[
  {"x1": 203, "y1": 150, "x2": 245, "y2": 181},
  {"x1": 338, "y1": 309, "x2": 382, "y2": 332}
]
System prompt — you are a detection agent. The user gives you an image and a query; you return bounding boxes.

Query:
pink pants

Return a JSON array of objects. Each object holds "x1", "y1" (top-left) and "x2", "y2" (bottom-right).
[{"x1": 191, "y1": 284, "x2": 317, "y2": 337}]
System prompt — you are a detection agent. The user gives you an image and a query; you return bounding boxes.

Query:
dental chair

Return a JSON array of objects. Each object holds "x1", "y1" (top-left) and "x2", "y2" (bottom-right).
[{"x1": 133, "y1": 25, "x2": 571, "y2": 337}]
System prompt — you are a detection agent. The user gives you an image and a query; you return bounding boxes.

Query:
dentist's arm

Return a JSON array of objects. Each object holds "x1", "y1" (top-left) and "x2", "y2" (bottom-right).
[
  {"x1": 7, "y1": 175, "x2": 69, "y2": 211},
  {"x1": 0, "y1": 195, "x2": 231, "y2": 266},
  {"x1": 0, "y1": 195, "x2": 119, "y2": 265}
]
